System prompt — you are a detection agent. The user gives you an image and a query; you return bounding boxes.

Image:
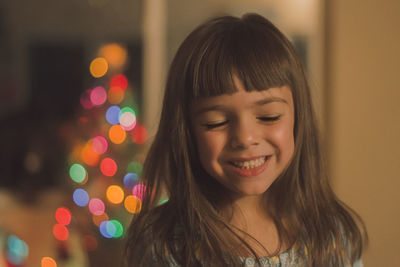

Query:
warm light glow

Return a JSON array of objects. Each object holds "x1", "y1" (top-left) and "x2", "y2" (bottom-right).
[
  {"x1": 100, "y1": 157, "x2": 118, "y2": 177},
  {"x1": 92, "y1": 212, "x2": 109, "y2": 227},
  {"x1": 108, "y1": 124, "x2": 126, "y2": 144},
  {"x1": 41, "y1": 257, "x2": 57, "y2": 267},
  {"x1": 90, "y1": 57, "x2": 108, "y2": 78},
  {"x1": 110, "y1": 74, "x2": 128, "y2": 91},
  {"x1": 124, "y1": 195, "x2": 141, "y2": 214},
  {"x1": 55, "y1": 207, "x2": 71, "y2": 225},
  {"x1": 53, "y1": 224, "x2": 69, "y2": 241},
  {"x1": 106, "y1": 185, "x2": 124, "y2": 204},
  {"x1": 81, "y1": 143, "x2": 100, "y2": 166},
  {"x1": 98, "y1": 43, "x2": 127, "y2": 69},
  {"x1": 90, "y1": 86, "x2": 107, "y2": 106},
  {"x1": 108, "y1": 87, "x2": 125, "y2": 104},
  {"x1": 130, "y1": 124, "x2": 148, "y2": 144},
  {"x1": 91, "y1": 136, "x2": 108, "y2": 155}
]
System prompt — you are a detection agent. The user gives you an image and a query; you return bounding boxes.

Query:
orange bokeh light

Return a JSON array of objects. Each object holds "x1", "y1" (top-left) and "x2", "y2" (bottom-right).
[
  {"x1": 108, "y1": 86, "x2": 125, "y2": 104},
  {"x1": 92, "y1": 212, "x2": 109, "y2": 227},
  {"x1": 124, "y1": 195, "x2": 142, "y2": 214},
  {"x1": 90, "y1": 57, "x2": 108, "y2": 78},
  {"x1": 109, "y1": 124, "x2": 126, "y2": 144},
  {"x1": 41, "y1": 257, "x2": 57, "y2": 267},
  {"x1": 81, "y1": 143, "x2": 100, "y2": 166},
  {"x1": 106, "y1": 185, "x2": 125, "y2": 204},
  {"x1": 98, "y1": 43, "x2": 127, "y2": 69}
]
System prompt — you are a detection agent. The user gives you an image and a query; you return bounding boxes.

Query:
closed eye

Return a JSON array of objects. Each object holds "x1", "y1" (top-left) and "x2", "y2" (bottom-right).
[
  {"x1": 202, "y1": 121, "x2": 228, "y2": 129},
  {"x1": 257, "y1": 115, "x2": 281, "y2": 122}
]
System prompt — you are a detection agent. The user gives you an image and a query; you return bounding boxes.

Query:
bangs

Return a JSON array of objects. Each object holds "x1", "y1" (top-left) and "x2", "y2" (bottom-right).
[{"x1": 187, "y1": 16, "x2": 293, "y2": 99}]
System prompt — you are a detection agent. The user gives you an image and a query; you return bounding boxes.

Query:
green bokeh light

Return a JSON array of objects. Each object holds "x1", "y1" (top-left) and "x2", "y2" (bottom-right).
[
  {"x1": 69, "y1": 163, "x2": 87, "y2": 183},
  {"x1": 127, "y1": 161, "x2": 143, "y2": 176}
]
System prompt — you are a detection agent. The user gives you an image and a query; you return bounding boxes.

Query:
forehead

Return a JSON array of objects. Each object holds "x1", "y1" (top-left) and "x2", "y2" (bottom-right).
[{"x1": 192, "y1": 85, "x2": 293, "y2": 114}]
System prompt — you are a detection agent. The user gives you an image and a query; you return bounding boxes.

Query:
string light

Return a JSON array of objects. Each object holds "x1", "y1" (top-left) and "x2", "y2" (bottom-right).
[
  {"x1": 100, "y1": 157, "x2": 117, "y2": 177},
  {"x1": 90, "y1": 57, "x2": 108, "y2": 78},
  {"x1": 73, "y1": 188, "x2": 90, "y2": 207},
  {"x1": 106, "y1": 185, "x2": 124, "y2": 204},
  {"x1": 41, "y1": 257, "x2": 57, "y2": 267},
  {"x1": 108, "y1": 124, "x2": 126, "y2": 144},
  {"x1": 55, "y1": 207, "x2": 71, "y2": 225}
]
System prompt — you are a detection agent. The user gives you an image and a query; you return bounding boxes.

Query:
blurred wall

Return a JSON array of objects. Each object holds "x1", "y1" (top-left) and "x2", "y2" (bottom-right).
[
  {"x1": 0, "y1": 0, "x2": 142, "y2": 117},
  {"x1": 327, "y1": 0, "x2": 400, "y2": 266}
]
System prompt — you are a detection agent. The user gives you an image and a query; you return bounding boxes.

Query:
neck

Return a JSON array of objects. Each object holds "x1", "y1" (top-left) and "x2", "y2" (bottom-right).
[{"x1": 219, "y1": 194, "x2": 286, "y2": 257}]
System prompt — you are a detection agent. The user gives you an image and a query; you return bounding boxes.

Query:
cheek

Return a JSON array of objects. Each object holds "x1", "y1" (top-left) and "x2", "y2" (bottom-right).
[
  {"x1": 272, "y1": 121, "x2": 295, "y2": 159},
  {"x1": 195, "y1": 132, "x2": 224, "y2": 165}
]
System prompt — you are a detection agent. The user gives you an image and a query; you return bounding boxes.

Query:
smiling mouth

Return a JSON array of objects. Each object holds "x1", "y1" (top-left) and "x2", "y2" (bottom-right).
[{"x1": 229, "y1": 156, "x2": 268, "y2": 169}]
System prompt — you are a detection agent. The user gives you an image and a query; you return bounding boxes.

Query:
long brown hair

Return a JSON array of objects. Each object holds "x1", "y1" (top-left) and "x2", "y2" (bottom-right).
[{"x1": 125, "y1": 13, "x2": 367, "y2": 266}]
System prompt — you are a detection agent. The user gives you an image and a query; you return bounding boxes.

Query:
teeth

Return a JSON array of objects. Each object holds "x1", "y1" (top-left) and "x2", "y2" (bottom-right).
[{"x1": 231, "y1": 157, "x2": 266, "y2": 169}]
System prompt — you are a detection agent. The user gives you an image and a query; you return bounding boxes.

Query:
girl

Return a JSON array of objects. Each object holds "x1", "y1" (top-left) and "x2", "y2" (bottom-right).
[{"x1": 125, "y1": 13, "x2": 367, "y2": 266}]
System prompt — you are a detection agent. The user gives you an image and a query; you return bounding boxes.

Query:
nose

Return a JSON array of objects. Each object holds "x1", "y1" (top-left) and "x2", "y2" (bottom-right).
[{"x1": 228, "y1": 119, "x2": 260, "y2": 149}]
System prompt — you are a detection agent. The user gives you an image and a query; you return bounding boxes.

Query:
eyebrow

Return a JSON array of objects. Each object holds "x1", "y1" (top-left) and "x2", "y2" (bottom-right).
[{"x1": 195, "y1": 97, "x2": 288, "y2": 115}]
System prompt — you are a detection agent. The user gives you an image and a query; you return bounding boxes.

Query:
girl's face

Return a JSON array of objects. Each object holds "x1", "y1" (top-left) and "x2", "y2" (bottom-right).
[{"x1": 192, "y1": 76, "x2": 295, "y2": 197}]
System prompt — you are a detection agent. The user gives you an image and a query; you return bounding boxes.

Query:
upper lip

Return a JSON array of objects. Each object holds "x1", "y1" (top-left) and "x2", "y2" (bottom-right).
[{"x1": 228, "y1": 155, "x2": 268, "y2": 162}]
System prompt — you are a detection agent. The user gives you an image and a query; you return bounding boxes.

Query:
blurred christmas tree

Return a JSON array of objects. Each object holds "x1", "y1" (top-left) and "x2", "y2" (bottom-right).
[{"x1": 47, "y1": 42, "x2": 149, "y2": 267}]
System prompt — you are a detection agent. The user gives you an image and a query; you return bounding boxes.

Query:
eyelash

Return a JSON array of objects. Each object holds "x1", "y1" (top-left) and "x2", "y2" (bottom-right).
[{"x1": 203, "y1": 115, "x2": 281, "y2": 129}]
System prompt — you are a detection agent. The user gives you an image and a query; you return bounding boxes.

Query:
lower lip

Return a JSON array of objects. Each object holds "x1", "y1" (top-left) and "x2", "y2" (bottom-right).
[{"x1": 227, "y1": 157, "x2": 269, "y2": 177}]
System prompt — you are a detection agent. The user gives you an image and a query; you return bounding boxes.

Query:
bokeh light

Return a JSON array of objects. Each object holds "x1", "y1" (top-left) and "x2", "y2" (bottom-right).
[
  {"x1": 99, "y1": 221, "x2": 113, "y2": 238},
  {"x1": 119, "y1": 107, "x2": 135, "y2": 118},
  {"x1": 73, "y1": 188, "x2": 89, "y2": 207},
  {"x1": 127, "y1": 161, "x2": 143, "y2": 175},
  {"x1": 91, "y1": 136, "x2": 108, "y2": 155},
  {"x1": 41, "y1": 257, "x2": 57, "y2": 267},
  {"x1": 80, "y1": 89, "x2": 94, "y2": 109},
  {"x1": 124, "y1": 195, "x2": 141, "y2": 214},
  {"x1": 55, "y1": 207, "x2": 71, "y2": 225},
  {"x1": 132, "y1": 184, "x2": 146, "y2": 201},
  {"x1": 92, "y1": 213, "x2": 109, "y2": 227},
  {"x1": 53, "y1": 224, "x2": 69, "y2": 241},
  {"x1": 90, "y1": 86, "x2": 107, "y2": 106},
  {"x1": 130, "y1": 124, "x2": 147, "y2": 144},
  {"x1": 109, "y1": 219, "x2": 124, "y2": 238},
  {"x1": 123, "y1": 173, "x2": 138, "y2": 190},
  {"x1": 81, "y1": 143, "x2": 100, "y2": 167},
  {"x1": 158, "y1": 198, "x2": 169, "y2": 205},
  {"x1": 119, "y1": 111, "x2": 136, "y2": 131},
  {"x1": 110, "y1": 74, "x2": 128, "y2": 91},
  {"x1": 108, "y1": 87, "x2": 125, "y2": 104},
  {"x1": 98, "y1": 44, "x2": 127, "y2": 69},
  {"x1": 108, "y1": 124, "x2": 126, "y2": 144},
  {"x1": 100, "y1": 157, "x2": 118, "y2": 177},
  {"x1": 88, "y1": 198, "x2": 105, "y2": 216},
  {"x1": 106, "y1": 185, "x2": 124, "y2": 204},
  {"x1": 7, "y1": 235, "x2": 29, "y2": 265},
  {"x1": 90, "y1": 57, "x2": 108, "y2": 78},
  {"x1": 69, "y1": 163, "x2": 87, "y2": 183},
  {"x1": 105, "y1": 105, "x2": 121, "y2": 125}
]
